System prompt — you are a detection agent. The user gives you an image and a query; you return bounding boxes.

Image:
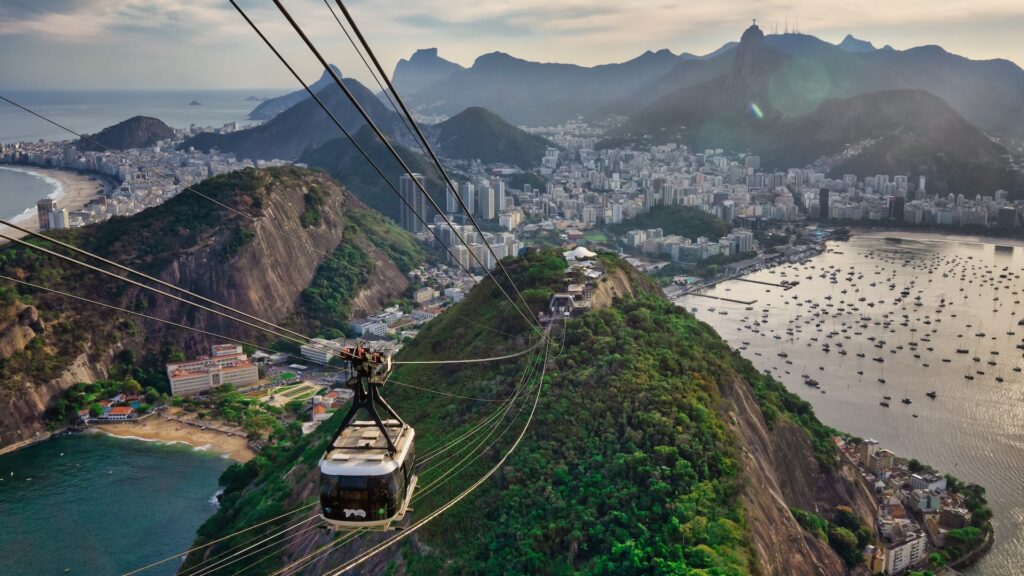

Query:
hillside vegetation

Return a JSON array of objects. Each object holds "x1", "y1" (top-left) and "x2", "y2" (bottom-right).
[
  {"x1": 0, "y1": 167, "x2": 423, "y2": 449},
  {"x1": 76, "y1": 116, "x2": 174, "y2": 151},
  {"x1": 609, "y1": 205, "x2": 731, "y2": 241},
  {"x1": 428, "y1": 107, "x2": 554, "y2": 167},
  {"x1": 183, "y1": 250, "x2": 857, "y2": 575},
  {"x1": 298, "y1": 127, "x2": 444, "y2": 222}
]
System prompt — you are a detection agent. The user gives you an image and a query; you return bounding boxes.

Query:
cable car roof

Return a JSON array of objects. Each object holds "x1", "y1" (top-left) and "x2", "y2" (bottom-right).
[{"x1": 320, "y1": 420, "x2": 414, "y2": 476}]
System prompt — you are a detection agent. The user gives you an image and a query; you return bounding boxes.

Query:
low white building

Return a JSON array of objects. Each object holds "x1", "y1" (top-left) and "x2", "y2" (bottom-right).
[{"x1": 301, "y1": 338, "x2": 337, "y2": 365}]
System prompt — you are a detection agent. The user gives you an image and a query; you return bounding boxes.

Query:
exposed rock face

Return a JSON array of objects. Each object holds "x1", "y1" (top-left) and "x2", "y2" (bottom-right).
[
  {"x1": 721, "y1": 372, "x2": 876, "y2": 575},
  {"x1": 590, "y1": 263, "x2": 662, "y2": 309},
  {"x1": 393, "y1": 47, "x2": 464, "y2": 96},
  {"x1": 0, "y1": 303, "x2": 44, "y2": 360},
  {"x1": 0, "y1": 168, "x2": 415, "y2": 451},
  {"x1": 142, "y1": 173, "x2": 409, "y2": 347},
  {"x1": 0, "y1": 352, "x2": 109, "y2": 453}
]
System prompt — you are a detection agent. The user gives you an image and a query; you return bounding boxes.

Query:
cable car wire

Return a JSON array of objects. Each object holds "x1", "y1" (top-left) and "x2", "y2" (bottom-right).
[
  {"x1": 2, "y1": 231, "x2": 541, "y2": 367},
  {"x1": 0, "y1": 218, "x2": 316, "y2": 344},
  {"x1": 184, "y1": 516, "x2": 323, "y2": 576},
  {"x1": 225, "y1": 1, "x2": 495, "y2": 291},
  {"x1": 269, "y1": 337, "x2": 547, "y2": 574},
  {"x1": 322, "y1": 337, "x2": 552, "y2": 574},
  {"x1": 331, "y1": 0, "x2": 540, "y2": 333},
  {"x1": 0, "y1": 232, "x2": 314, "y2": 348},
  {"x1": 250, "y1": 0, "x2": 539, "y2": 332},
  {"x1": 0, "y1": 95, "x2": 368, "y2": 278},
  {"x1": 119, "y1": 502, "x2": 317, "y2": 576}
]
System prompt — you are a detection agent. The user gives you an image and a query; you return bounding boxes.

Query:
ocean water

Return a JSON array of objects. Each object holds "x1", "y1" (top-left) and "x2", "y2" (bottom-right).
[
  {"x1": 679, "y1": 231, "x2": 1024, "y2": 575},
  {"x1": 0, "y1": 432, "x2": 230, "y2": 576},
  {"x1": 0, "y1": 89, "x2": 284, "y2": 144},
  {"x1": 0, "y1": 166, "x2": 62, "y2": 222}
]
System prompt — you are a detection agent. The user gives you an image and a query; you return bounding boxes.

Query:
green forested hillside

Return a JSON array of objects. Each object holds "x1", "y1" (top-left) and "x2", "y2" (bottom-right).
[
  {"x1": 608, "y1": 205, "x2": 731, "y2": 241},
  {"x1": 299, "y1": 127, "x2": 445, "y2": 222},
  {"x1": 185, "y1": 250, "x2": 841, "y2": 575}
]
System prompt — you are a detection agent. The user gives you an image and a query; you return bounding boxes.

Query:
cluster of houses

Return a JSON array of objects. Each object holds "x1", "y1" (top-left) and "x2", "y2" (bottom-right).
[
  {"x1": 77, "y1": 393, "x2": 151, "y2": 424},
  {"x1": 350, "y1": 301, "x2": 444, "y2": 340},
  {"x1": 840, "y1": 437, "x2": 978, "y2": 575}
]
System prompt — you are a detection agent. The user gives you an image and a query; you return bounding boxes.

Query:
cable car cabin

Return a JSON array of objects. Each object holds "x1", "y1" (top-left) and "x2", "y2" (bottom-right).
[{"x1": 319, "y1": 419, "x2": 416, "y2": 530}]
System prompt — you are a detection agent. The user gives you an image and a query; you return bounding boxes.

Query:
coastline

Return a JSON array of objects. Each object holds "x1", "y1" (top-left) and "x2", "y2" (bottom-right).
[
  {"x1": 92, "y1": 415, "x2": 255, "y2": 463},
  {"x1": 0, "y1": 165, "x2": 112, "y2": 241}
]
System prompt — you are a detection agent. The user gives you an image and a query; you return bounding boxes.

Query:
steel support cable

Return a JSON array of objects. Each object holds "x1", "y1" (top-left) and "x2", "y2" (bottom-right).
[
  {"x1": 190, "y1": 522, "x2": 327, "y2": 576},
  {"x1": 270, "y1": 337, "x2": 547, "y2": 576},
  {"x1": 0, "y1": 275, "x2": 543, "y2": 413},
  {"x1": 225, "y1": 0, "x2": 487, "y2": 292},
  {"x1": 0, "y1": 232, "x2": 314, "y2": 348},
  {"x1": 0, "y1": 218, "x2": 317, "y2": 345},
  {"x1": 324, "y1": 338, "x2": 552, "y2": 575},
  {"x1": 388, "y1": 378, "x2": 508, "y2": 402},
  {"x1": 411, "y1": 325, "x2": 548, "y2": 463},
  {"x1": 414, "y1": 348, "x2": 540, "y2": 465},
  {"x1": 412, "y1": 333, "x2": 544, "y2": 463},
  {"x1": 319, "y1": 0, "x2": 424, "y2": 157},
  {"x1": 0, "y1": 230, "x2": 534, "y2": 366},
  {"x1": 184, "y1": 515, "x2": 322, "y2": 576},
  {"x1": 224, "y1": 521, "x2": 334, "y2": 576},
  {"x1": 118, "y1": 502, "x2": 318, "y2": 576},
  {"x1": 260, "y1": 0, "x2": 540, "y2": 332},
  {"x1": 333, "y1": 0, "x2": 542, "y2": 334},
  {"x1": 392, "y1": 339, "x2": 540, "y2": 365},
  {"x1": 286, "y1": 332, "x2": 550, "y2": 575},
  {"x1": 0, "y1": 95, "x2": 367, "y2": 277},
  {"x1": 413, "y1": 344, "x2": 545, "y2": 491}
]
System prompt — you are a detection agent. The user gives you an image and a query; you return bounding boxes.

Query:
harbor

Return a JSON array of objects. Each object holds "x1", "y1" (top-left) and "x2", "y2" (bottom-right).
[{"x1": 677, "y1": 231, "x2": 1024, "y2": 575}]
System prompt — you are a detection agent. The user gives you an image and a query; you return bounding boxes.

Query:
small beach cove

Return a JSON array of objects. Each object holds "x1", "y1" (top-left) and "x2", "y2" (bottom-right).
[
  {"x1": 0, "y1": 165, "x2": 113, "y2": 240},
  {"x1": 0, "y1": 432, "x2": 230, "y2": 576}
]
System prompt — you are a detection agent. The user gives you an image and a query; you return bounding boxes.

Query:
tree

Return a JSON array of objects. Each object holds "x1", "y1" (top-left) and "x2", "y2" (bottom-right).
[
  {"x1": 123, "y1": 377, "x2": 143, "y2": 394},
  {"x1": 827, "y1": 526, "x2": 862, "y2": 567},
  {"x1": 89, "y1": 403, "x2": 104, "y2": 417}
]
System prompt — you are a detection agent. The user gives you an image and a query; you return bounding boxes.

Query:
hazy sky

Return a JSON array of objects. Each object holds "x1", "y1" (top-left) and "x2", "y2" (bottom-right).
[{"x1": 1, "y1": 0, "x2": 1023, "y2": 91}]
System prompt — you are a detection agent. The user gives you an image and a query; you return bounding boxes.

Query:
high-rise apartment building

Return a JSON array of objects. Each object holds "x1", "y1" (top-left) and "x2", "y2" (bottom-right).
[{"x1": 400, "y1": 173, "x2": 428, "y2": 233}]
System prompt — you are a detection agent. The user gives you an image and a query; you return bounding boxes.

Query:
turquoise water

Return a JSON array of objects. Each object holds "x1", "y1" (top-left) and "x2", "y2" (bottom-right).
[
  {"x1": 0, "y1": 166, "x2": 60, "y2": 221},
  {"x1": 0, "y1": 433, "x2": 230, "y2": 576}
]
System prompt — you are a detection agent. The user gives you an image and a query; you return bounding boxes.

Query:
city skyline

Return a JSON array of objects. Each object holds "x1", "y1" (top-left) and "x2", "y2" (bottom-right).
[{"x1": 1, "y1": 0, "x2": 1023, "y2": 90}]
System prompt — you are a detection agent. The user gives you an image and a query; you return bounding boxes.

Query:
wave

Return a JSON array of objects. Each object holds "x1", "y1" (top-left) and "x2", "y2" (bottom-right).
[{"x1": 0, "y1": 166, "x2": 64, "y2": 222}]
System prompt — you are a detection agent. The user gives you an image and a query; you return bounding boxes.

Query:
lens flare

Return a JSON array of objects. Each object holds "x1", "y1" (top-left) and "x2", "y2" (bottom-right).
[{"x1": 749, "y1": 102, "x2": 764, "y2": 119}]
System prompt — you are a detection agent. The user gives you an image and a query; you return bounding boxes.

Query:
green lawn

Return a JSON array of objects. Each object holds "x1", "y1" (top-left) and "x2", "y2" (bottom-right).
[{"x1": 584, "y1": 233, "x2": 608, "y2": 242}]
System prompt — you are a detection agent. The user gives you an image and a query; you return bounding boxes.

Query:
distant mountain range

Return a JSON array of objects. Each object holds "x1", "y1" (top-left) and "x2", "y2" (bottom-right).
[
  {"x1": 246, "y1": 65, "x2": 342, "y2": 120},
  {"x1": 182, "y1": 78, "x2": 401, "y2": 161},
  {"x1": 392, "y1": 48, "x2": 464, "y2": 96},
  {"x1": 77, "y1": 116, "x2": 174, "y2": 151},
  {"x1": 610, "y1": 23, "x2": 1023, "y2": 194},
  {"x1": 393, "y1": 33, "x2": 1024, "y2": 140},
  {"x1": 427, "y1": 107, "x2": 553, "y2": 167}
]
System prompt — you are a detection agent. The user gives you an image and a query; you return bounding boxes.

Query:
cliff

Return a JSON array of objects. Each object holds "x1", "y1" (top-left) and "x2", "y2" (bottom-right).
[
  {"x1": 0, "y1": 167, "x2": 424, "y2": 451},
  {"x1": 182, "y1": 251, "x2": 882, "y2": 575}
]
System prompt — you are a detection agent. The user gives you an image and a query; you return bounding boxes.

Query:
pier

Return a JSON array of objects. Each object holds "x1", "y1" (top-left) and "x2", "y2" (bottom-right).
[
  {"x1": 733, "y1": 278, "x2": 793, "y2": 288},
  {"x1": 689, "y1": 293, "x2": 757, "y2": 305}
]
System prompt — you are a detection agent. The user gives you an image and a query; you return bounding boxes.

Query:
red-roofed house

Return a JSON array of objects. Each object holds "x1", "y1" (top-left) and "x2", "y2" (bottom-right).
[{"x1": 105, "y1": 406, "x2": 135, "y2": 421}]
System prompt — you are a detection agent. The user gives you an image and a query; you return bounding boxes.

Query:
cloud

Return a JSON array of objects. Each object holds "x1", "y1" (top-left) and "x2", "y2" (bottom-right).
[{"x1": 0, "y1": 0, "x2": 240, "y2": 41}]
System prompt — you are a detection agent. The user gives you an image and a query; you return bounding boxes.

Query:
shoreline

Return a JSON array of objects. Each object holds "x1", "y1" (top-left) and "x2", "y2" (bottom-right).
[
  {"x1": 92, "y1": 415, "x2": 255, "y2": 463},
  {"x1": 0, "y1": 165, "x2": 113, "y2": 241}
]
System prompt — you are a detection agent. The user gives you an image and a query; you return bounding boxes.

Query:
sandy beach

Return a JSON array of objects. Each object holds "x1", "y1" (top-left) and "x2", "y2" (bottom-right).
[
  {"x1": 95, "y1": 411, "x2": 255, "y2": 463},
  {"x1": 1, "y1": 166, "x2": 113, "y2": 240}
]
